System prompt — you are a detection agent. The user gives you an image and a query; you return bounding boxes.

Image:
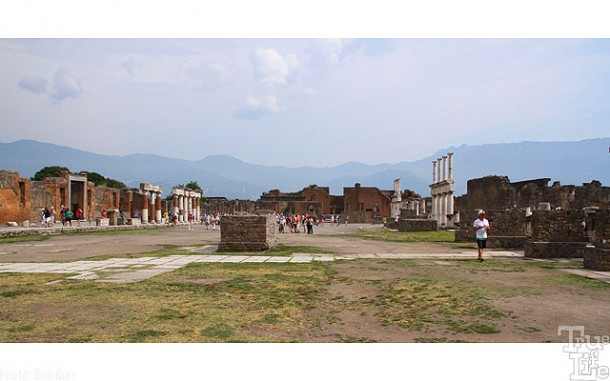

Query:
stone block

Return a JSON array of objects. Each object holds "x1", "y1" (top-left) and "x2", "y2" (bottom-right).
[
  {"x1": 219, "y1": 214, "x2": 278, "y2": 251},
  {"x1": 524, "y1": 240, "x2": 588, "y2": 258},
  {"x1": 96, "y1": 218, "x2": 110, "y2": 227},
  {"x1": 398, "y1": 219, "x2": 438, "y2": 232},
  {"x1": 583, "y1": 247, "x2": 610, "y2": 271}
]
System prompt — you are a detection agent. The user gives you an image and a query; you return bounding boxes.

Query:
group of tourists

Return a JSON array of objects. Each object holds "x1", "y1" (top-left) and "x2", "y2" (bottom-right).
[
  {"x1": 41, "y1": 205, "x2": 85, "y2": 227},
  {"x1": 276, "y1": 213, "x2": 317, "y2": 234}
]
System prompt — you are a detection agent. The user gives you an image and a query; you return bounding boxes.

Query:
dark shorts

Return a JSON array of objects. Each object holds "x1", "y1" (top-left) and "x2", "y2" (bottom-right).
[{"x1": 477, "y1": 239, "x2": 487, "y2": 249}]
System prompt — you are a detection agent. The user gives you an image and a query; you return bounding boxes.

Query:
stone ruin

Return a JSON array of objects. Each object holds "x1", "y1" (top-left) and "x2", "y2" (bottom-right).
[
  {"x1": 219, "y1": 212, "x2": 278, "y2": 251},
  {"x1": 454, "y1": 176, "x2": 610, "y2": 261}
]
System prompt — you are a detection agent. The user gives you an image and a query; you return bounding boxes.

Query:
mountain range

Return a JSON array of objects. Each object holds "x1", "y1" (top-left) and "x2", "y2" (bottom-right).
[{"x1": 1, "y1": 138, "x2": 609, "y2": 199}]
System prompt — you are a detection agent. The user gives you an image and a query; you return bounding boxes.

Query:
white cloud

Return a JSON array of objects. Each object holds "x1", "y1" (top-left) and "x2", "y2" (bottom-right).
[
  {"x1": 235, "y1": 94, "x2": 280, "y2": 119},
  {"x1": 319, "y1": 39, "x2": 351, "y2": 64},
  {"x1": 50, "y1": 69, "x2": 83, "y2": 103},
  {"x1": 18, "y1": 76, "x2": 48, "y2": 94},
  {"x1": 250, "y1": 48, "x2": 298, "y2": 86}
]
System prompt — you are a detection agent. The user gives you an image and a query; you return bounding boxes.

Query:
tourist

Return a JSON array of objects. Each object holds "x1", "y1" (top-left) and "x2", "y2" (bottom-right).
[
  {"x1": 473, "y1": 210, "x2": 491, "y2": 262},
  {"x1": 42, "y1": 208, "x2": 50, "y2": 227},
  {"x1": 60, "y1": 205, "x2": 67, "y2": 226},
  {"x1": 306, "y1": 215, "x2": 314, "y2": 234},
  {"x1": 204, "y1": 213, "x2": 211, "y2": 230},
  {"x1": 49, "y1": 207, "x2": 55, "y2": 226},
  {"x1": 75, "y1": 207, "x2": 83, "y2": 227},
  {"x1": 65, "y1": 208, "x2": 73, "y2": 226},
  {"x1": 187, "y1": 213, "x2": 194, "y2": 230}
]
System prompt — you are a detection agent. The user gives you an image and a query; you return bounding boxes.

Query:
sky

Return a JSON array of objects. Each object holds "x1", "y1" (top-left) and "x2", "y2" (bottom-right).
[{"x1": 1, "y1": 6, "x2": 610, "y2": 169}]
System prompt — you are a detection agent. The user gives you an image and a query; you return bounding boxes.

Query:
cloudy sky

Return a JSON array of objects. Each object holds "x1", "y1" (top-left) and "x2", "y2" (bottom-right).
[{"x1": 1, "y1": 38, "x2": 609, "y2": 167}]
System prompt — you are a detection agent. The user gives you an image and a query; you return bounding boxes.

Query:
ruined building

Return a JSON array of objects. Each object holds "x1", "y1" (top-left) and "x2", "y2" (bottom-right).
[{"x1": 454, "y1": 175, "x2": 610, "y2": 253}]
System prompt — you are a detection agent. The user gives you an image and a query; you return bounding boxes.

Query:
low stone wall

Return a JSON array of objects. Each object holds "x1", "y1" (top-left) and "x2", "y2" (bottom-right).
[
  {"x1": 524, "y1": 241, "x2": 589, "y2": 259},
  {"x1": 219, "y1": 214, "x2": 278, "y2": 251},
  {"x1": 584, "y1": 247, "x2": 610, "y2": 271},
  {"x1": 398, "y1": 219, "x2": 438, "y2": 232},
  {"x1": 0, "y1": 223, "x2": 168, "y2": 239}
]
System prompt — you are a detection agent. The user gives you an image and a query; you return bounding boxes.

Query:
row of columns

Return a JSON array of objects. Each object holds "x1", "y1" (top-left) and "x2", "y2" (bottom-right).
[
  {"x1": 172, "y1": 188, "x2": 202, "y2": 223},
  {"x1": 430, "y1": 153, "x2": 455, "y2": 227},
  {"x1": 140, "y1": 183, "x2": 163, "y2": 224}
]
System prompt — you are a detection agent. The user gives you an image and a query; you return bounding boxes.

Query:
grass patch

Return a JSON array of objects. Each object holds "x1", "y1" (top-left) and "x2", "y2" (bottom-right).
[
  {"x1": 542, "y1": 273, "x2": 610, "y2": 289},
  {"x1": 0, "y1": 235, "x2": 51, "y2": 244},
  {"x1": 375, "y1": 276, "x2": 508, "y2": 334},
  {"x1": 125, "y1": 329, "x2": 166, "y2": 342},
  {"x1": 342, "y1": 229, "x2": 455, "y2": 243}
]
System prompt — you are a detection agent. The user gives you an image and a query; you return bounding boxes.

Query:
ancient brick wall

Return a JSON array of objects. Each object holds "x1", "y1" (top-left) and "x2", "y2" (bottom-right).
[
  {"x1": 29, "y1": 180, "x2": 59, "y2": 222},
  {"x1": 343, "y1": 185, "x2": 391, "y2": 221},
  {"x1": 219, "y1": 214, "x2": 278, "y2": 251},
  {"x1": 530, "y1": 210, "x2": 585, "y2": 242},
  {"x1": 93, "y1": 186, "x2": 120, "y2": 217},
  {"x1": 0, "y1": 170, "x2": 31, "y2": 223}
]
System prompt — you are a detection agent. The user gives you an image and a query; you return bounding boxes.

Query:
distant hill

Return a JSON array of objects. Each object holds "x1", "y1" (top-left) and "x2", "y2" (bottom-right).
[{"x1": 1, "y1": 138, "x2": 608, "y2": 199}]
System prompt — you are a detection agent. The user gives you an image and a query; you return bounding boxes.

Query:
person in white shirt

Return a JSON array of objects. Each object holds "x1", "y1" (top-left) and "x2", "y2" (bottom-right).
[{"x1": 472, "y1": 210, "x2": 490, "y2": 262}]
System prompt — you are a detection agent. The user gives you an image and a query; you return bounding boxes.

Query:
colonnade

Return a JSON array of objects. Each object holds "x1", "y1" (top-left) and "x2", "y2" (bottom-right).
[
  {"x1": 140, "y1": 183, "x2": 163, "y2": 223},
  {"x1": 430, "y1": 152, "x2": 455, "y2": 227},
  {"x1": 172, "y1": 188, "x2": 202, "y2": 222}
]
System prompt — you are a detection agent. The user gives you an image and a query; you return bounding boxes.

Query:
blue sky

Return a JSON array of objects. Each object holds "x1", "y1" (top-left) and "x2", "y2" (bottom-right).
[{"x1": 1, "y1": 6, "x2": 610, "y2": 168}]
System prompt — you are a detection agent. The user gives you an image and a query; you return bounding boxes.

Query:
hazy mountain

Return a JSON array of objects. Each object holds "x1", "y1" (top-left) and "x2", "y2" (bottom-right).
[{"x1": 1, "y1": 138, "x2": 608, "y2": 199}]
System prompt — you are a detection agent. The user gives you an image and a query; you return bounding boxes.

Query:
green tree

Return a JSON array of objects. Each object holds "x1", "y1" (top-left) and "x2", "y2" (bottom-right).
[
  {"x1": 80, "y1": 171, "x2": 105, "y2": 185},
  {"x1": 31, "y1": 166, "x2": 70, "y2": 181},
  {"x1": 185, "y1": 181, "x2": 202, "y2": 192},
  {"x1": 104, "y1": 178, "x2": 127, "y2": 189}
]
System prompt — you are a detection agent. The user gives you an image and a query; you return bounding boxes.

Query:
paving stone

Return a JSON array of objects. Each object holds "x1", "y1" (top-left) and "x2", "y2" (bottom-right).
[
  {"x1": 289, "y1": 257, "x2": 313, "y2": 263},
  {"x1": 194, "y1": 256, "x2": 228, "y2": 263},
  {"x1": 313, "y1": 256, "x2": 335, "y2": 261},
  {"x1": 241, "y1": 256, "x2": 271, "y2": 263},
  {"x1": 220, "y1": 256, "x2": 250, "y2": 263},
  {"x1": 265, "y1": 257, "x2": 291, "y2": 263}
]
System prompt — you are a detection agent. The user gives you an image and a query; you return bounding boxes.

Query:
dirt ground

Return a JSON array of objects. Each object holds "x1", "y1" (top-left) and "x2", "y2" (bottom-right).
[
  {"x1": 0, "y1": 223, "x2": 458, "y2": 263},
  {"x1": 1, "y1": 223, "x2": 608, "y2": 343}
]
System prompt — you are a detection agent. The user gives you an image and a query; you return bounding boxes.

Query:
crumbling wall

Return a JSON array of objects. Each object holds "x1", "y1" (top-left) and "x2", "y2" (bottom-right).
[
  {"x1": 524, "y1": 209, "x2": 588, "y2": 258},
  {"x1": 219, "y1": 214, "x2": 278, "y2": 251},
  {"x1": 93, "y1": 186, "x2": 120, "y2": 217},
  {"x1": 0, "y1": 170, "x2": 31, "y2": 223}
]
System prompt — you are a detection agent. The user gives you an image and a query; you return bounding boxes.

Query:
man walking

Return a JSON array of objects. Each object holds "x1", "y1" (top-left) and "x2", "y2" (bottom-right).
[{"x1": 473, "y1": 210, "x2": 490, "y2": 262}]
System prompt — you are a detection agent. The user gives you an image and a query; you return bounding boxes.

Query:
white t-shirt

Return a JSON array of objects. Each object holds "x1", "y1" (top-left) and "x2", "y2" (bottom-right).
[{"x1": 473, "y1": 218, "x2": 490, "y2": 239}]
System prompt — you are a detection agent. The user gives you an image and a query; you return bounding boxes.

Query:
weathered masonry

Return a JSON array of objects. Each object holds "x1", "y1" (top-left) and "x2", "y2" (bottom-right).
[
  {"x1": 219, "y1": 213, "x2": 278, "y2": 251},
  {"x1": 455, "y1": 176, "x2": 610, "y2": 254}
]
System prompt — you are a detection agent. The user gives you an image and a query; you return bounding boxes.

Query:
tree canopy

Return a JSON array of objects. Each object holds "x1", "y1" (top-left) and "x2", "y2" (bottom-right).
[{"x1": 31, "y1": 167, "x2": 126, "y2": 189}]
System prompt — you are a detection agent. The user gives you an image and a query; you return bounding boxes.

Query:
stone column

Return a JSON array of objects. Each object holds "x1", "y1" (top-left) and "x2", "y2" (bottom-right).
[
  {"x1": 149, "y1": 192, "x2": 156, "y2": 223},
  {"x1": 420, "y1": 198, "x2": 426, "y2": 215},
  {"x1": 442, "y1": 156, "x2": 447, "y2": 181},
  {"x1": 141, "y1": 192, "x2": 149, "y2": 224},
  {"x1": 437, "y1": 158, "x2": 442, "y2": 183},
  {"x1": 447, "y1": 152, "x2": 454, "y2": 180},
  {"x1": 432, "y1": 160, "x2": 437, "y2": 184},
  {"x1": 179, "y1": 195, "x2": 184, "y2": 222},
  {"x1": 195, "y1": 198, "x2": 200, "y2": 221},
  {"x1": 441, "y1": 193, "x2": 447, "y2": 226},
  {"x1": 155, "y1": 192, "x2": 162, "y2": 222},
  {"x1": 173, "y1": 194, "x2": 179, "y2": 215}
]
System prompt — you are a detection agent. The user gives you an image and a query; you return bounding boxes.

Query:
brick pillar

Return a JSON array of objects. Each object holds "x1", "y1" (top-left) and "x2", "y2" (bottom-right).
[{"x1": 179, "y1": 195, "x2": 184, "y2": 222}]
